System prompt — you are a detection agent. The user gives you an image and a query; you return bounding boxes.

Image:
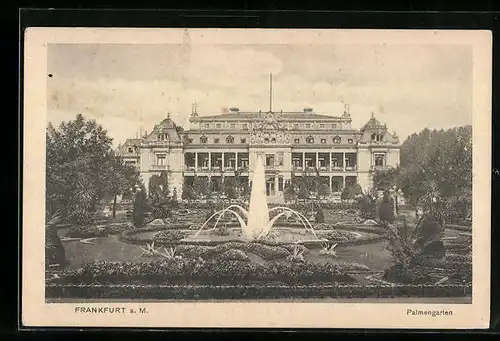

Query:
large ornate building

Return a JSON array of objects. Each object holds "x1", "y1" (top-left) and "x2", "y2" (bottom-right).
[{"x1": 117, "y1": 104, "x2": 401, "y2": 202}]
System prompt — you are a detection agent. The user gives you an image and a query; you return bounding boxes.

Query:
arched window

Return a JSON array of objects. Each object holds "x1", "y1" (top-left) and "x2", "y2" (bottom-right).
[
  {"x1": 306, "y1": 135, "x2": 314, "y2": 144},
  {"x1": 200, "y1": 135, "x2": 208, "y2": 144},
  {"x1": 226, "y1": 135, "x2": 234, "y2": 144},
  {"x1": 333, "y1": 136, "x2": 341, "y2": 144}
]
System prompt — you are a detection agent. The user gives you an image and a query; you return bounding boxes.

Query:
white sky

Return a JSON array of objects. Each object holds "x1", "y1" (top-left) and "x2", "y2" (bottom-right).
[{"x1": 47, "y1": 43, "x2": 472, "y2": 146}]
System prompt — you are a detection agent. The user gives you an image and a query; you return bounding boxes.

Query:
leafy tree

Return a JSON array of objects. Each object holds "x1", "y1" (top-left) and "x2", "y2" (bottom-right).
[
  {"x1": 397, "y1": 126, "x2": 472, "y2": 206},
  {"x1": 192, "y1": 176, "x2": 211, "y2": 198},
  {"x1": 283, "y1": 185, "x2": 296, "y2": 203},
  {"x1": 318, "y1": 183, "x2": 331, "y2": 198},
  {"x1": 297, "y1": 184, "x2": 310, "y2": 200},
  {"x1": 378, "y1": 190, "x2": 395, "y2": 224},
  {"x1": 132, "y1": 185, "x2": 149, "y2": 228},
  {"x1": 148, "y1": 171, "x2": 172, "y2": 219},
  {"x1": 101, "y1": 152, "x2": 140, "y2": 218},
  {"x1": 223, "y1": 177, "x2": 238, "y2": 199},
  {"x1": 182, "y1": 183, "x2": 196, "y2": 202},
  {"x1": 46, "y1": 114, "x2": 131, "y2": 226}
]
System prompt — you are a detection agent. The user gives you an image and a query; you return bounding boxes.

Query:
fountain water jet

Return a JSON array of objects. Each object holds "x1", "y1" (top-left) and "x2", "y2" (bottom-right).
[
  {"x1": 244, "y1": 155, "x2": 270, "y2": 240},
  {"x1": 193, "y1": 155, "x2": 323, "y2": 242}
]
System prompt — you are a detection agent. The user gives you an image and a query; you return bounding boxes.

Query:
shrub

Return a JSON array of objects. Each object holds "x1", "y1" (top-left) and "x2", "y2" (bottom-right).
[
  {"x1": 212, "y1": 224, "x2": 230, "y2": 236},
  {"x1": 323, "y1": 230, "x2": 357, "y2": 242},
  {"x1": 65, "y1": 225, "x2": 108, "y2": 239},
  {"x1": 56, "y1": 258, "x2": 361, "y2": 286},
  {"x1": 216, "y1": 249, "x2": 250, "y2": 262},
  {"x1": 132, "y1": 189, "x2": 148, "y2": 228},
  {"x1": 152, "y1": 230, "x2": 187, "y2": 246}
]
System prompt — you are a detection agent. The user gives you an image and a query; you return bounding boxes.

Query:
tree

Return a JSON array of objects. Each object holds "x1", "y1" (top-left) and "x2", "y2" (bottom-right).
[
  {"x1": 132, "y1": 186, "x2": 149, "y2": 228},
  {"x1": 148, "y1": 171, "x2": 172, "y2": 219},
  {"x1": 283, "y1": 186, "x2": 296, "y2": 203},
  {"x1": 46, "y1": 114, "x2": 128, "y2": 226},
  {"x1": 378, "y1": 190, "x2": 395, "y2": 224},
  {"x1": 223, "y1": 177, "x2": 238, "y2": 199},
  {"x1": 397, "y1": 126, "x2": 472, "y2": 207},
  {"x1": 182, "y1": 183, "x2": 196, "y2": 202},
  {"x1": 101, "y1": 152, "x2": 140, "y2": 218},
  {"x1": 318, "y1": 183, "x2": 331, "y2": 198},
  {"x1": 192, "y1": 176, "x2": 211, "y2": 198}
]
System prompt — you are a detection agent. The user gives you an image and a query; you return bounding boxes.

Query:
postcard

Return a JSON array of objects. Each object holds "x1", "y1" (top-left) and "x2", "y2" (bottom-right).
[{"x1": 22, "y1": 28, "x2": 491, "y2": 328}]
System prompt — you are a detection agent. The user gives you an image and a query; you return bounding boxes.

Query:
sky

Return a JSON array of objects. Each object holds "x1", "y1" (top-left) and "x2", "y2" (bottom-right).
[{"x1": 46, "y1": 42, "x2": 472, "y2": 146}]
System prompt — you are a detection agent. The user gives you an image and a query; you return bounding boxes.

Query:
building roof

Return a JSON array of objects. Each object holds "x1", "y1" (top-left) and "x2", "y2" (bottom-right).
[
  {"x1": 361, "y1": 114, "x2": 386, "y2": 132},
  {"x1": 191, "y1": 111, "x2": 346, "y2": 121}
]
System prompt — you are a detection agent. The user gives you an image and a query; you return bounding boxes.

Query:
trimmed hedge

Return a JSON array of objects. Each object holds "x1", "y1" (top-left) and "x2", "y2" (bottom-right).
[
  {"x1": 50, "y1": 259, "x2": 365, "y2": 286},
  {"x1": 46, "y1": 283, "x2": 472, "y2": 300},
  {"x1": 118, "y1": 224, "x2": 388, "y2": 249}
]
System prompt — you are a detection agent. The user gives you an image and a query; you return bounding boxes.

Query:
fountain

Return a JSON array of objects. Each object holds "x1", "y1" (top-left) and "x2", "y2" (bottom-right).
[{"x1": 192, "y1": 155, "x2": 325, "y2": 243}]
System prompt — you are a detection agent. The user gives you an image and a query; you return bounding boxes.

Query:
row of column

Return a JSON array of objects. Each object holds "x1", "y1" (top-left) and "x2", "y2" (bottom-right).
[
  {"x1": 295, "y1": 152, "x2": 356, "y2": 171},
  {"x1": 193, "y1": 152, "x2": 247, "y2": 169}
]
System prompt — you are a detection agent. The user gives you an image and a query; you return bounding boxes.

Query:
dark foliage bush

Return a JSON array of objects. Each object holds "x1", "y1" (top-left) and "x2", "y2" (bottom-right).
[
  {"x1": 132, "y1": 189, "x2": 148, "y2": 228},
  {"x1": 152, "y1": 230, "x2": 187, "y2": 245},
  {"x1": 315, "y1": 209, "x2": 325, "y2": 223},
  {"x1": 215, "y1": 249, "x2": 250, "y2": 262},
  {"x1": 55, "y1": 258, "x2": 362, "y2": 285},
  {"x1": 65, "y1": 226, "x2": 108, "y2": 239},
  {"x1": 45, "y1": 226, "x2": 67, "y2": 268}
]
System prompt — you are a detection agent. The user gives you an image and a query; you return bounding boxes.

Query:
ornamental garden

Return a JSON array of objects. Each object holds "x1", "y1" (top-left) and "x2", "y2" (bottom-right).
[{"x1": 45, "y1": 115, "x2": 472, "y2": 301}]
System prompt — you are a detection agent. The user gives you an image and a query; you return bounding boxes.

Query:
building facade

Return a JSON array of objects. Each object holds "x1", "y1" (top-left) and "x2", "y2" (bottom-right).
[{"x1": 117, "y1": 106, "x2": 400, "y2": 202}]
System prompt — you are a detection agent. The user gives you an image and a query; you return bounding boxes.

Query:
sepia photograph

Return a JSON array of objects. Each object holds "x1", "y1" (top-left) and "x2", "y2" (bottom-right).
[{"x1": 22, "y1": 28, "x2": 491, "y2": 328}]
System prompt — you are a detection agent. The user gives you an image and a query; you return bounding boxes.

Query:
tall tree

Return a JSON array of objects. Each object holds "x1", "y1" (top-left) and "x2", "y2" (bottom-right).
[{"x1": 46, "y1": 114, "x2": 129, "y2": 225}]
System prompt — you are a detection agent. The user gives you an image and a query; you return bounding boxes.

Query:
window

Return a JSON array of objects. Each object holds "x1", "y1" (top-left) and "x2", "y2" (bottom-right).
[
  {"x1": 371, "y1": 133, "x2": 384, "y2": 142},
  {"x1": 333, "y1": 136, "x2": 341, "y2": 144},
  {"x1": 264, "y1": 138, "x2": 269, "y2": 143},
  {"x1": 271, "y1": 138, "x2": 276, "y2": 143},
  {"x1": 214, "y1": 138, "x2": 220, "y2": 144},
  {"x1": 200, "y1": 136, "x2": 208, "y2": 144},
  {"x1": 321, "y1": 138, "x2": 326, "y2": 144},
  {"x1": 204, "y1": 123, "x2": 210, "y2": 129},
  {"x1": 374, "y1": 153, "x2": 386, "y2": 166},
  {"x1": 156, "y1": 154, "x2": 166, "y2": 166},
  {"x1": 348, "y1": 139, "x2": 353, "y2": 144},
  {"x1": 157, "y1": 134, "x2": 165, "y2": 141},
  {"x1": 241, "y1": 138, "x2": 247, "y2": 144},
  {"x1": 230, "y1": 123, "x2": 236, "y2": 129},
  {"x1": 305, "y1": 123, "x2": 311, "y2": 128},
  {"x1": 266, "y1": 154, "x2": 275, "y2": 167},
  {"x1": 242, "y1": 123, "x2": 248, "y2": 130},
  {"x1": 320, "y1": 124, "x2": 325, "y2": 128},
  {"x1": 331, "y1": 124, "x2": 337, "y2": 129},
  {"x1": 278, "y1": 177, "x2": 284, "y2": 191},
  {"x1": 306, "y1": 135, "x2": 314, "y2": 144},
  {"x1": 216, "y1": 123, "x2": 222, "y2": 129},
  {"x1": 294, "y1": 138, "x2": 300, "y2": 144},
  {"x1": 226, "y1": 135, "x2": 234, "y2": 143},
  {"x1": 128, "y1": 147, "x2": 134, "y2": 153},
  {"x1": 293, "y1": 123, "x2": 299, "y2": 130},
  {"x1": 277, "y1": 152, "x2": 284, "y2": 166}
]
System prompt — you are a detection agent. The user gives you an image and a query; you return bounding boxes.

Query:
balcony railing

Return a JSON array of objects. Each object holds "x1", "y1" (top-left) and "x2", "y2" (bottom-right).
[
  {"x1": 185, "y1": 166, "x2": 249, "y2": 172},
  {"x1": 371, "y1": 165, "x2": 391, "y2": 171},
  {"x1": 150, "y1": 164, "x2": 168, "y2": 171},
  {"x1": 291, "y1": 165, "x2": 357, "y2": 172}
]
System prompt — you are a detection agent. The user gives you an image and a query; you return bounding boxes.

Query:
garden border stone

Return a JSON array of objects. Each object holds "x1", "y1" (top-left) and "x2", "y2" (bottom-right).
[{"x1": 45, "y1": 282, "x2": 472, "y2": 300}]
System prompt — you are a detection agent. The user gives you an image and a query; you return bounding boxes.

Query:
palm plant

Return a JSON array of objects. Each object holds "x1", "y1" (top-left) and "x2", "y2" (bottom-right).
[
  {"x1": 285, "y1": 244, "x2": 306, "y2": 263},
  {"x1": 319, "y1": 241, "x2": 338, "y2": 257}
]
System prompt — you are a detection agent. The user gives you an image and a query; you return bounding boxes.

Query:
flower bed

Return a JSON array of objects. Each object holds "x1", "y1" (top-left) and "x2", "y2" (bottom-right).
[
  {"x1": 64, "y1": 226, "x2": 108, "y2": 239},
  {"x1": 46, "y1": 282, "x2": 472, "y2": 300},
  {"x1": 49, "y1": 259, "x2": 361, "y2": 286}
]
